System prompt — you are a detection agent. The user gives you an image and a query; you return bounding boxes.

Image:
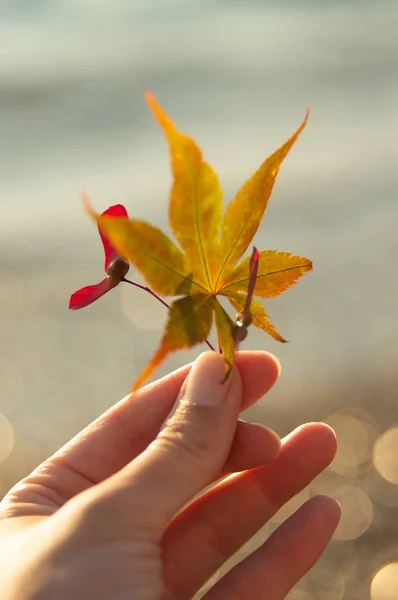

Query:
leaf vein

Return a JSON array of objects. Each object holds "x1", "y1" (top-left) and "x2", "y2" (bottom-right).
[{"x1": 218, "y1": 263, "x2": 311, "y2": 293}]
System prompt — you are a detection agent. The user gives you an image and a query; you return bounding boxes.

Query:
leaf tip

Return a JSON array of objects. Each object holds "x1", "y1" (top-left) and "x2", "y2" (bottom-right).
[
  {"x1": 221, "y1": 359, "x2": 233, "y2": 384},
  {"x1": 132, "y1": 367, "x2": 152, "y2": 392},
  {"x1": 132, "y1": 379, "x2": 142, "y2": 393},
  {"x1": 144, "y1": 90, "x2": 165, "y2": 123},
  {"x1": 250, "y1": 246, "x2": 260, "y2": 269},
  {"x1": 144, "y1": 89, "x2": 156, "y2": 107},
  {"x1": 297, "y1": 107, "x2": 310, "y2": 135},
  {"x1": 81, "y1": 191, "x2": 97, "y2": 221},
  {"x1": 301, "y1": 258, "x2": 313, "y2": 274}
]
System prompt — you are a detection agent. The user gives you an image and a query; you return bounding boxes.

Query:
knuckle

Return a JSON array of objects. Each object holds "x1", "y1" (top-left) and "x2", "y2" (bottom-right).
[{"x1": 158, "y1": 401, "x2": 215, "y2": 463}]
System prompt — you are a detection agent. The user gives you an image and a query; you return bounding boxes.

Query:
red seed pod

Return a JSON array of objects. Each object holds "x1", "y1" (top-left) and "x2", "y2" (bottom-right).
[{"x1": 107, "y1": 257, "x2": 130, "y2": 282}]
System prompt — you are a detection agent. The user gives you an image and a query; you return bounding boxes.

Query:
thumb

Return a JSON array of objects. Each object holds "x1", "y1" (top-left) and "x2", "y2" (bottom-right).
[{"x1": 109, "y1": 352, "x2": 242, "y2": 529}]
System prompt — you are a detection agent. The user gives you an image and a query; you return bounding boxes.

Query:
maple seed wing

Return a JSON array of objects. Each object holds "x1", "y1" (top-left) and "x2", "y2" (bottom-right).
[
  {"x1": 96, "y1": 216, "x2": 195, "y2": 296},
  {"x1": 216, "y1": 110, "x2": 309, "y2": 287},
  {"x1": 132, "y1": 294, "x2": 214, "y2": 390},
  {"x1": 98, "y1": 204, "x2": 129, "y2": 272},
  {"x1": 220, "y1": 250, "x2": 312, "y2": 298},
  {"x1": 226, "y1": 291, "x2": 286, "y2": 343},
  {"x1": 145, "y1": 92, "x2": 222, "y2": 290},
  {"x1": 69, "y1": 278, "x2": 114, "y2": 310}
]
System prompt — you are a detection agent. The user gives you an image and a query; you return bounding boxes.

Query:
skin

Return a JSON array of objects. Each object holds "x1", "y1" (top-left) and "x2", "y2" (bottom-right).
[{"x1": 0, "y1": 351, "x2": 340, "y2": 600}]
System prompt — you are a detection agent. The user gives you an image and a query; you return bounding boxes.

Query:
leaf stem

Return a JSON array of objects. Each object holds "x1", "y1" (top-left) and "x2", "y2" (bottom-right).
[
  {"x1": 123, "y1": 277, "x2": 216, "y2": 352},
  {"x1": 123, "y1": 277, "x2": 169, "y2": 309}
]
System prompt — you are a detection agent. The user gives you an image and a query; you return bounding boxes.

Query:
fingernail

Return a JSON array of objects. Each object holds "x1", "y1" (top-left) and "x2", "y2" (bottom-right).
[
  {"x1": 183, "y1": 352, "x2": 232, "y2": 407},
  {"x1": 161, "y1": 353, "x2": 231, "y2": 430}
]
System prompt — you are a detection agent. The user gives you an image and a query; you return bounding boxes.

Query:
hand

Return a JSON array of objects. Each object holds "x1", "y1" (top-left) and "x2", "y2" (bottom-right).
[{"x1": 0, "y1": 351, "x2": 340, "y2": 600}]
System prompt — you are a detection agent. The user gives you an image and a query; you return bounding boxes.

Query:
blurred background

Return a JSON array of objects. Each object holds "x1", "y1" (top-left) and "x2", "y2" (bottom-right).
[{"x1": 0, "y1": 0, "x2": 397, "y2": 597}]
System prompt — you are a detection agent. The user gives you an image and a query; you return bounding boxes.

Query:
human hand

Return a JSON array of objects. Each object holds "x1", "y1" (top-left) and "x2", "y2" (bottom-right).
[{"x1": 0, "y1": 351, "x2": 340, "y2": 600}]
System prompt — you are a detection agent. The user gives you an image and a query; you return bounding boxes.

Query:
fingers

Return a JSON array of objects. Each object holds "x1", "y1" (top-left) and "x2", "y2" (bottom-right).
[
  {"x1": 203, "y1": 495, "x2": 341, "y2": 600},
  {"x1": 56, "y1": 350, "x2": 279, "y2": 486},
  {"x1": 103, "y1": 352, "x2": 245, "y2": 529},
  {"x1": 161, "y1": 423, "x2": 337, "y2": 599},
  {"x1": 220, "y1": 421, "x2": 280, "y2": 477},
  {"x1": 8, "y1": 351, "x2": 279, "y2": 511}
]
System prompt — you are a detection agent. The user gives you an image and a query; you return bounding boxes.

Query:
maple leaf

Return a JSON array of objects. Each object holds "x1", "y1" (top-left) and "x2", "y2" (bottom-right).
[{"x1": 89, "y1": 93, "x2": 312, "y2": 390}]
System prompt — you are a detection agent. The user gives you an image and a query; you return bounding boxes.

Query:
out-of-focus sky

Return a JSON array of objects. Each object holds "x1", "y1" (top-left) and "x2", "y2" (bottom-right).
[{"x1": 0, "y1": 2, "x2": 398, "y2": 597}]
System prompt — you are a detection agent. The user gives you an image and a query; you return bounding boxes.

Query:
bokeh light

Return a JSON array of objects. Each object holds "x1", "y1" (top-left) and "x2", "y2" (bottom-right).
[
  {"x1": 332, "y1": 486, "x2": 373, "y2": 541},
  {"x1": 326, "y1": 410, "x2": 376, "y2": 476},
  {"x1": 366, "y1": 470, "x2": 398, "y2": 508},
  {"x1": 307, "y1": 562, "x2": 346, "y2": 600},
  {"x1": 0, "y1": 360, "x2": 24, "y2": 415},
  {"x1": 0, "y1": 413, "x2": 14, "y2": 464},
  {"x1": 371, "y1": 562, "x2": 398, "y2": 600},
  {"x1": 373, "y1": 428, "x2": 398, "y2": 485}
]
